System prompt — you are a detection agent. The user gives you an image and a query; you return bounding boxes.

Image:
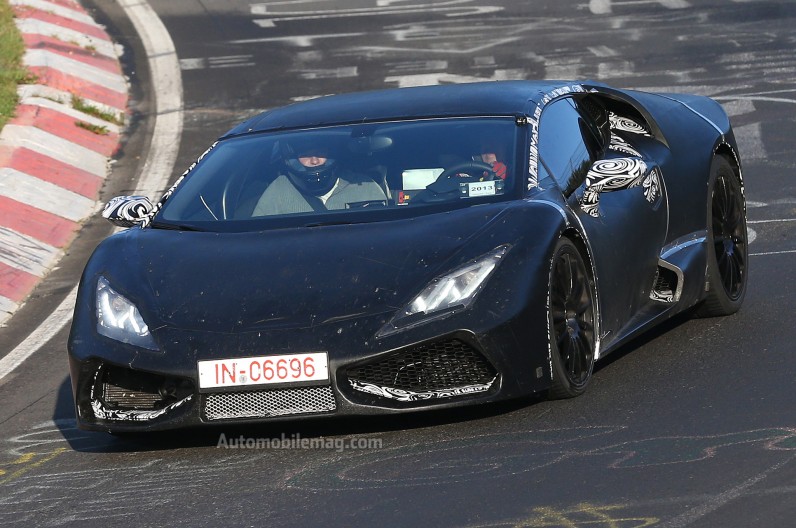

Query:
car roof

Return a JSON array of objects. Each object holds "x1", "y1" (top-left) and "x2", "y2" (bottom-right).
[{"x1": 223, "y1": 81, "x2": 581, "y2": 137}]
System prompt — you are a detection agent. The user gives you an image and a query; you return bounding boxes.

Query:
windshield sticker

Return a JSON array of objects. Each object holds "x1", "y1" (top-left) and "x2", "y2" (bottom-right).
[
  {"x1": 460, "y1": 180, "x2": 503, "y2": 198},
  {"x1": 528, "y1": 104, "x2": 542, "y2": 190}
]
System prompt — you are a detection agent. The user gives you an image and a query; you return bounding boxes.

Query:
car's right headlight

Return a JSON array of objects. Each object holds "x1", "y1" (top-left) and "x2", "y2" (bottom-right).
[
  {"x1": 378, "y1": 245, "x2": 509, "y2": 336},
  {"x1": 96, "y1": 276, "x2": 158, "y2": 350}
]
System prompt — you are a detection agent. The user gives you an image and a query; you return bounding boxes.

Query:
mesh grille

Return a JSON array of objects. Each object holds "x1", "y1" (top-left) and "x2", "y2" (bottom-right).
[
  {"x1": 347, "y1": 339, "x2": 496, "y2": 392},
  {"x1": 102, "y1": 383, "x2": 161, "y2": 409},
  {"x1": 653, "y1": 270, "x2": 671, "y2": 293},
  {"x1": 204, "y1": 385, "x2": 336, "y2": 421}
]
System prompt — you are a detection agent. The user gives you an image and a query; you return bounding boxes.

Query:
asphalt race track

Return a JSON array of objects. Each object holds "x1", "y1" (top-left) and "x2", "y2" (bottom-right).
[{"x1": 1, "y1": 1, "x2": 796, "y2": 526}]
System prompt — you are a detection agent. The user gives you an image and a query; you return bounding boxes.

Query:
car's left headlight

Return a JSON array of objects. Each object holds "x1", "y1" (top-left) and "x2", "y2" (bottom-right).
[
  {"x1": 379, "y1": 245, "x2": 509, "y2": 336},
  {"x1": 96, "y1": 276, "x2": 158, "y2": 350}
]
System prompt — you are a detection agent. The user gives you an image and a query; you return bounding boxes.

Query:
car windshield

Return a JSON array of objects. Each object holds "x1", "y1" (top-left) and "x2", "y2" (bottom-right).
[{"x1": 157, "y1": 117, "x2": 520, "y2": 230}]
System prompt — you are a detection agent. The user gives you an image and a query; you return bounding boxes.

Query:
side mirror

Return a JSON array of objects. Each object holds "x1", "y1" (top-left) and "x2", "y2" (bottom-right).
[
  {"x1": 580, "y1": 157, "x2": 661, "y2": 217},
  {"x1": 102, "y1": 196, "x2": 154, "y2": 227}
]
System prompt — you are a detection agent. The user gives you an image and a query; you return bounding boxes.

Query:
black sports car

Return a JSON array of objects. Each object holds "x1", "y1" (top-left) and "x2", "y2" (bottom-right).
[{"x1": 68, "y1": 81, "x2": 748, "y2": 433}]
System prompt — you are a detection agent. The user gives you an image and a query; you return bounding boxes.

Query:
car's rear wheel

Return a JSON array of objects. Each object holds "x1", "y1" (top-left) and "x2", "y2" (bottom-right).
[
  {"x1": 547, "y1": 238, "x2": 597, "y2": 399},
  {"x1": 695, "y1": 155, "x2": 748, "y2": 317}
]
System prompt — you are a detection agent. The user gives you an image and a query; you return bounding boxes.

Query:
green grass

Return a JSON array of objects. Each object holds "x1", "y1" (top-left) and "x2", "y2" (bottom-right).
[
  {"x1": 75, "y1": 120, "x2": 109, "y2": 135},
  {"x1": 71, "y1": 95, "x2": 124, "y2": 125},
  {"x1": 0, "y1": 0, "x2": 29, "y2": 131}
]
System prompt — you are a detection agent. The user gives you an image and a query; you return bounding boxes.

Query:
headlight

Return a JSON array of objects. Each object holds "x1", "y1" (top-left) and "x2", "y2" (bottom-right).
[
  {"x1": 379, "y1": 245, "x2": 509, "y2": 336},
  {"x1": 96, "y1": 276, "x2": 158, "y2": 350}
]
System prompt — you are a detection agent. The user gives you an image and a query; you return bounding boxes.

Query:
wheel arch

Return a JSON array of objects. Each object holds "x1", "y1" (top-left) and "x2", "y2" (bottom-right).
[
  {"x1": 560, "y1": 225, "x2": 603, "y2": 361},
  {"x1": 562, "y1": 227, "x2": 593, "y2": 279},
  {"x1": 714, "y1": 142, "x2": 746, "y2": 211}
]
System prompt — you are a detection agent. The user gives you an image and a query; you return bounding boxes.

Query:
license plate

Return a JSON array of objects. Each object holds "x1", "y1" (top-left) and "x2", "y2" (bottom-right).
[{"x1": 198, "y1": 352, "x2": 329, "y2": 389}]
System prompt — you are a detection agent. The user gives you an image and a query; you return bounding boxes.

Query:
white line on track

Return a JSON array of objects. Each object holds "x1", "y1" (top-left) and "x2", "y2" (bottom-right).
[
  {"x1": 657, "y1": 454, "x2": 796, "y2": 528},
  {"x1": 750, "y1": 249, "x2": 796, "y2": 256},
  {"x1": 748, "y1": 218, "x2": 796, "y2": 224},
  {"x1": 118, "y1": 0, "x2": 184, "y2": 199},
  {"x1": 714, "y1": 95, "x2": 796, "y2": 105},
  {"x1": 748, "y1": 219, "x2": 796, "y2": 256},
  {"x1": 0, "y1": 287, "x2": 78, "y2": 377},
  {"x1": 0, "y1": 0, "x2": 183, "y2": 382}
]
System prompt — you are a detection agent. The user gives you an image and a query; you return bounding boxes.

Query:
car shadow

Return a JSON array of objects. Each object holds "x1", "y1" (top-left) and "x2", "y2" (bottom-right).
[
  {"x1": 593, "y1": 308, "x2": 696, "y2": 374},
  {"x1": 52, "y1": 375, "x2": 544, "y2": 454},
  {"x1": 53, "y1": 309, "x2": 697, "y2": 453}
]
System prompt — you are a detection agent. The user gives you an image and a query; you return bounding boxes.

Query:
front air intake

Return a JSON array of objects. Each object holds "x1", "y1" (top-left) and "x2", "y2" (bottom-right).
[{"x1": 346, "y1": 338, "x2": 497, "y2": 402}]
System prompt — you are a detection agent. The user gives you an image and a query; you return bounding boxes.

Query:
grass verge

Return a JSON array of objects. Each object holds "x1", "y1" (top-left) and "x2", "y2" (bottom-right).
[
  {"x1": 75, "y1": 120, "x2": 109, "y2": 135},
  {"x1": 0, "y1": 0, "x2": 29, "y2": 131},
  {"x1": 72, "y1": 95, "x2": 124, "y2": 125}
]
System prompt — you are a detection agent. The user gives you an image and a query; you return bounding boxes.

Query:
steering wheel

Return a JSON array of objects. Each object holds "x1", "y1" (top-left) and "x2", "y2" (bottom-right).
[
  {"x1": 415, "y1": 160, "x2": 500, "y2": 202},
  {"x1": 436, "y1": 160, "x2": 498, "y2": 182}
]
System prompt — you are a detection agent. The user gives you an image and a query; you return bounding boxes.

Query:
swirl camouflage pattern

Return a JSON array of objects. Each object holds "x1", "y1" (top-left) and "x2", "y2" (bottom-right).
[
  {"x1": 586, "y1": 158, "x2": 648, "y2": 191},
  {"x1": 641, "y1": 168, "x2": 662, "y2": 203},
  {"x1": 102, "y1": 196, "x2": 154, "y2": 227},
  {"x1": 580, "y1": 158, "x2": 661, "y2": 217},
  {"x1": 608, "y1": 133, "x2": 642, "y2": 157},
  {"x1": 349, "y1": 379, "x2": 496, "y2": 402},
  {"x1": 609, "y1": 112, "x2": 651, "y2": 136}
]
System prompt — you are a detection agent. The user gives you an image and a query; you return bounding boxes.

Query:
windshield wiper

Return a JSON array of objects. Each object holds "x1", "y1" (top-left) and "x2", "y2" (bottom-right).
[
  {"x1": 302, "y1": 220, "x2": 364, "y2": 228},
  {"x1": 150, "y1": 221, "x2": 205, "y2": 232}
]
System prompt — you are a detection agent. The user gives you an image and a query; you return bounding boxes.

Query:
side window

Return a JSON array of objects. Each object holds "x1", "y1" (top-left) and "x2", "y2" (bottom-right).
[{"x1": 539, "y1": 98, "x2": 597, "y2": 196}]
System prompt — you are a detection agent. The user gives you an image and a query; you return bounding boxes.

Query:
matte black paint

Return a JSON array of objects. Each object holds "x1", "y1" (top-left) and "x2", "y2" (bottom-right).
[{"x1": 68, "y1": 81, "x2": 742, "y2": 432}]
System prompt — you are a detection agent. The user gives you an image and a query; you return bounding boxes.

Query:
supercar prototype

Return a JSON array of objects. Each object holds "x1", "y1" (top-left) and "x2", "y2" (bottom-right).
[{"x1": 68, "y1": 81, "x2": 748, "y2": 432}]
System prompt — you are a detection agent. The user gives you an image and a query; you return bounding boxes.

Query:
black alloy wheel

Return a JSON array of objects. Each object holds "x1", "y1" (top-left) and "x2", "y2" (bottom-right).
[
  {"x1": 548, "y1": 238, "x2": 597, "y2": 399},
  {"x1": 696, "y1": 155, "x2": 748, "y2": 317}
]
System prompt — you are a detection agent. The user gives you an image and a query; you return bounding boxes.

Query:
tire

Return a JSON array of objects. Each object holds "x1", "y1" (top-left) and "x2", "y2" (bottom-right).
[
  {"x1": 695, "y1": 155, "x2": 748, "y2": 317},
  {"x1": 547, "y1": 237, "x2": 597, "y2": 399}
]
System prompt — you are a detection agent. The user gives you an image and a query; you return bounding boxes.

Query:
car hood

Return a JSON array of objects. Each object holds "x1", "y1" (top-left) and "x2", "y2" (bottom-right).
[{"x1": 95, "y1": 205, "x2": 517, "y2": 333}]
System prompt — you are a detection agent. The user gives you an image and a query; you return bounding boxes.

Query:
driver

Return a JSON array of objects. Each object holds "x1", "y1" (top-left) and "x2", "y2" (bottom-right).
[
  {"x1": 471, "y1": 136, "x2": 508, "y2": 180},
  {"x1": 450, "y1": 151, "x2": 507, "y2": 181},
  {"x1": 478, "y1": 151, "x2": 508, "y2": 180},
  {"x1": 252, "y1": 144, "x2": 387, "y2": 216}
]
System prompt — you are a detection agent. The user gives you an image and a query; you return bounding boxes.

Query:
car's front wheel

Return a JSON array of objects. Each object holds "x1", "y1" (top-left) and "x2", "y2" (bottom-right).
[
  {"x1": 696, "y1": 155, "x2": 748, "y2": 317},
  {"x1": 547, "y1": 238, "x2": 597, "y2": 399}
]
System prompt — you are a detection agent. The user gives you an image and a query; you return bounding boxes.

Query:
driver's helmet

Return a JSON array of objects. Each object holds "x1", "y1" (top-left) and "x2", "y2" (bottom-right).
[{"x1": 283, "y1": 143, "x2": 338, "y2": 196}]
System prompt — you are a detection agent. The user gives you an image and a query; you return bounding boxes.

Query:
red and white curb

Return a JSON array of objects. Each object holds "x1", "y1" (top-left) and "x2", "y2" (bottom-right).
[{"x1": 0, "y1": 0, "x2": 128, "y2": 326}]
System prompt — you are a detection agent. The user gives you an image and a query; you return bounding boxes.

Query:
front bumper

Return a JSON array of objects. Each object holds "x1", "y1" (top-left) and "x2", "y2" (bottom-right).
[{"x1": 68, "y1": 326, "x2": 547, "y2": 433}]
